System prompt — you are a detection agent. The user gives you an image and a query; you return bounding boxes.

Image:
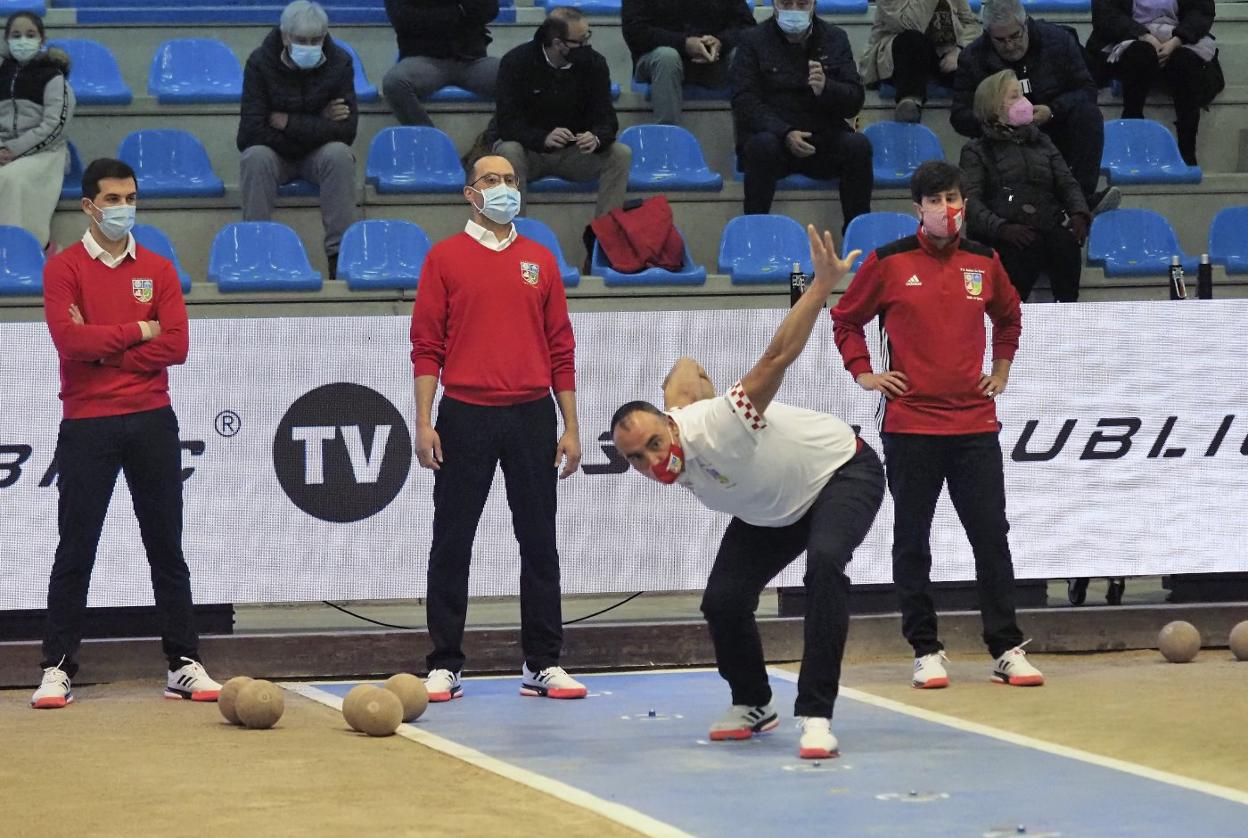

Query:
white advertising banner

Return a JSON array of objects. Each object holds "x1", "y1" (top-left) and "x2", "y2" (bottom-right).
[{"x1": 2, "y1": 300, "x2": 1247, "y2": 609}]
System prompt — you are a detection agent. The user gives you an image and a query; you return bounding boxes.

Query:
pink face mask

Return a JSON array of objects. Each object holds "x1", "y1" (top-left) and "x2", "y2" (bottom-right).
[
  {"x1": 1006, "y1": 97, "x2": 1034, "y2": 127},
  {"x1": 920, "y1": 204, "x2": 964, "y2": 239}
]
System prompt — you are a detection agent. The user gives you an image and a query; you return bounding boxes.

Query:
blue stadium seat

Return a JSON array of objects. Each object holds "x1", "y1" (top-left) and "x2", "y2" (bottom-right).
[
  {"x1": 528, "y1": 176, "x2": 599, "y2": 193},
  {"x1": 1101, "y1": 119, "x2": 1201, "y2": 185},
  {"x1": 337, "y1": 219, "x2": 431, "y2": 291},
  {"x1": 1207, "y1": 207, "x2": 1248, "y2": 275},
  {"x1": 208, "y1": 222, "x2": 322, "y2": 292},
  {"x1": 842, "y1": 211, "x2": 917, "y2": 270},
  {"x1": 60, "y1": 142, "x2": 84, "y2": 202},
  {"x1": 148, "y1": 38, "x2": 243, "y2": 103},
  {"x1": 426, "y1": 85, "x2": 491, "y2": 103},
  {"x1": 591, "y1": 228, "x2": 706, "y2": 286},
  {"x1": 733, "y1": 156, "x2": 836, "y2": 190},
  {"x1": 47, "y1": 39, "x2": 132, "y2": 105},
  {"x1": 758, "y1": 0, "x2": 869, "y2": 13},
  {"x1": 1087, "y1": 209, "x2": 1198, "y2": 277},
  {"x1": 513, "y1": 217, "x2": 580, "y2": 287},
  {"x1": 366, "y1": 127, "x2": 463, "y2": 194},
  {"x1": 1021, "y1": 0, "x2": 1089, "y2": 10},
  {"x1": 118, "y1": 129, "x2": 225, "y2": 198},
  {"x1": 618, "y1": 125, "x2": 723, "y2": 192},
  {"x1": 718, "y1": 215, "x2": 812, "y2": 285},
  {"x1": 862, "y1": 122, "x2": 944, "y2": 189},
  {"x1": 278, "y1": 178, "x2": 319, "y2": 198},
  {"x1": 132, "y1": 223, "x2": 193, "y2": 292},
  {"x1": 536, "y1": 0, "x2": 621, "y2": 14},
  {"x1": 0, "y1": 226, "x2": 45, "y2": 296},
  {"x1": 336, "y1": 40, "x2": 378, "y2": 103},
  {"x1": 0, "y1": 0, "x2": 44, "y2": 14},
  {"x1": 631, "y1": 81, "x2": 729, "y2": 102}
]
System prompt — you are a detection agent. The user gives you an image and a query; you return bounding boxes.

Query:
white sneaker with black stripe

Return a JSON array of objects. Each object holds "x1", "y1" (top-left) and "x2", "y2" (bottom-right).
[
  {"x1": 708, "y1": 703, "x2": 779, "y2": 741},
  {"x1": 912, "y1": 651, "x2": 950, "y2": 689},
  {"x1": 520, "y1": 664, "x2": 587, "y2": 699},
  {"x1": 797, "y1": 717, "x2": 839, "y2": 759},
  {"x1": 425, "y1": 668, "x2": 463, "y2": 702},
  {"x1": 165, "y1": 657, "x2": 222, "y2": 701},
  {"x1": 31, "y1": 663, "x2": 73, "y2": 709},
  {"x1": 992, "y1": 641, "x2": 1045, "y2": 686}
]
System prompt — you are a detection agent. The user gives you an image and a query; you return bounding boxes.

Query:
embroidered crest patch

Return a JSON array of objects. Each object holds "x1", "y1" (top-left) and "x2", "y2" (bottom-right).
[
  {"x1": 520, "y1": 261, "x2": 540, "y2": 286},
  {"x1": 962, "y1": 269, "x2": 983, "y2": 297},
  {"x1": 131, "y1": 278, "x2": 153, "y2": 303}
]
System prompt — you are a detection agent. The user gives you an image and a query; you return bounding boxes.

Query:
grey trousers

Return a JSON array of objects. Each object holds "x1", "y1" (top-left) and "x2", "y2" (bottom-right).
[
  {"x1": 493, "y1": 140, "x2": 632, "y2": 219},
  {"x1": 383, "y1": 55, "x2": 500, "y2": 126},
  {"x1": 633, "y1": 46, "x2": 731, "y2": 126},
  {"x1": 239, "y1": 142, "x2": 358, "y2": 256}
]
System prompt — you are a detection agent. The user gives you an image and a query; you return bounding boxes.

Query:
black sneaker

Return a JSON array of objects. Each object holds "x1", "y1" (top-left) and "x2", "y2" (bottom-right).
[
  {"x1": 327, "y1": 252, "x2": 338, "y2": 281},
  {"x1": 1089, "y1": 187, "x2": 1122, "y2": 217}
]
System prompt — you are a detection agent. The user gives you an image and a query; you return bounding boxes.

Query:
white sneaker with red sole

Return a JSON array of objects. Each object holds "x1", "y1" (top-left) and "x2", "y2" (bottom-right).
[
  {"x1": 165, "y1": 658, "x2": 222, "y2": 701},
  {"x1": 708, "y1": 703, "x2": 779, "y2": 741},
  {"x1": 992, "y1": 642, "x2": 1045, "y2": 686},
  {"x1": 912, "y1": 651, "x2": 950, "y2": 689},
  {"x1": 425, "y1": 669, "x2": 463, "y2": 702},
  {"x1": 797, "y1": 717, "x2": 839, "y2": 759},
  {"x1": 520, "y1": 664, "x2": 587, "y2": 699},
  {"x1": 31, "y1": 664, "x2": 73, "y2": 709}
]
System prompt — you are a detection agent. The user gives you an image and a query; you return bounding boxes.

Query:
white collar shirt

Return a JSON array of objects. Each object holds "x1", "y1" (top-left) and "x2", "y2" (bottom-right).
[
  {"x1": 81, "y1": 229, "x2": 136, "y2": 270},
  {"x1": 464, "y1": 219, "x2": 517, "y2": 252}
]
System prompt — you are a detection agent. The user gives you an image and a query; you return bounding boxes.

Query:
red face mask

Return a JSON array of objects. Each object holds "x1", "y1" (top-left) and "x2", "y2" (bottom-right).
[
  {"x1": 650, "y1": 437, "x2": 685, "y2": 484},
  {"x1": 920, "y1": 204, "x2": 964, "y2": 239}
]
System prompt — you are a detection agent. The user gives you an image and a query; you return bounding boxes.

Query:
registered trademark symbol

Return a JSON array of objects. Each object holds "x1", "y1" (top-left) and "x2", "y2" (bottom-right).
[{"x1": 215, "y1": 410, "x2": 241, "y2": 438}]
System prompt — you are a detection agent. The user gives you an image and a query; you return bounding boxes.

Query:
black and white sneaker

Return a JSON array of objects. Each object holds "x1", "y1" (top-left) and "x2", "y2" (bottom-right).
[
  {"x1": 708, "y1": 703, "x2": 779, "y2": 741},
  {"x1": 165, "y1": 657, "x2": 222, "y2": 701}
]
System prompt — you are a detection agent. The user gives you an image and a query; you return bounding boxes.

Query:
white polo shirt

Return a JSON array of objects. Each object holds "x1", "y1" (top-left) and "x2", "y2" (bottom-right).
[{"x1": 669, "y1": 382, "x2": 859, "y2": 527}]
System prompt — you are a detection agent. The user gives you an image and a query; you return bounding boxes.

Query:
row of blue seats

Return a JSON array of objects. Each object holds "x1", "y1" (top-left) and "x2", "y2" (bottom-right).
[
  {"x1": 4, "y1": 205, "x2": 1245, "y2": 296},
  {"x1": 57, "y1": 117, "x2": 1199, "y2": 208}
]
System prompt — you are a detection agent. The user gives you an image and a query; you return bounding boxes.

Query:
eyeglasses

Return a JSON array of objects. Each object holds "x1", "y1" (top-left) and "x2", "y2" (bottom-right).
[
  {"x1": 990, "y1": 27, "x2": 1027, "y2": 46},
  {"x1": 561, "y1": 30, "x2": 592, "y2": 47},
  {"x1": 472, "y1": 173, "x2": 519, "y2": 189}
]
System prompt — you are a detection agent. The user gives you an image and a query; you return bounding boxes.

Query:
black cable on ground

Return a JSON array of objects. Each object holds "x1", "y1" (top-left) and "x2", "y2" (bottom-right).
[{"x1": 322, "y1": 591, "x2": 648, "y2": 630}]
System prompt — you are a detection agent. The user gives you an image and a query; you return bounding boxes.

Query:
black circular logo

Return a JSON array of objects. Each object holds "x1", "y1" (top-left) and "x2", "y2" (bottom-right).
[{"x1": 273, "y1": 383, "x2": 412, "y2": 522}]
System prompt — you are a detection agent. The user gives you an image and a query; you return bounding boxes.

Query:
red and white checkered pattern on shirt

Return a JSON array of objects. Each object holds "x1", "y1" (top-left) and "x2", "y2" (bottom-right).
[{"x1": 728, "y1": 381, "x2": 767, "y2": 431}]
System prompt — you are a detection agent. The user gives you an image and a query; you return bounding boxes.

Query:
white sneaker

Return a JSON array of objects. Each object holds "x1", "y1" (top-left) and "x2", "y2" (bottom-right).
[
  {"x1": 797, "y1": 717, "x2": 839, "y2": 759},
  {"x1": 912, "y1": 651, "x2": 950, "y2": 689},
  {"x1": 708, "y1": 703, "x2": 779, "y2": 741},
  {"x1": 520, "y1": 664, "x2": 586, "y2": 699},
  {"x1": 165, "y1": 657, "x2": 222, "y2": 701},
  {"x1": 992, "y1": 641, "x2": 1045, "y2": 686},
  {"x1": 31, "y1": 663, "x2": 73, "y2": 709},
  {"x1": 425, "y1": 668, "x2": 463, "y2": 702}
]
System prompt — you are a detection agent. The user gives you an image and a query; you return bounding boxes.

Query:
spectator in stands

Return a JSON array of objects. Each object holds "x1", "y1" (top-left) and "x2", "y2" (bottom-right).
[
  {"x1": 730, "y1": 0, "x2": 872, "y2": 228},
  {"x1": 1087, "y1": 0, "x2": 1223, "y2": 167},
  {"x1": 621, "y1": 0, "x2": 756, "y2": 125},
  {"x1": 383, "y1": 0, "x2": 500, "y2": 126},
  {"x1": 952, "y1": 0, "x2": 1117, "y2": 214},
  {"x1": 960, "y1": 69, "x2": 1090, "y2": 302},
  {"x1": 238, "y1": 0, "x2": 358, "y2": 280},
  {"x1": 858, "y1": 0, "x2": 981, "y2": 124},
  {"x1": 0, "y1": 11, "x2": 74, "y2": 254},
  {"x1": 493, "y1": 7, "x2": 631, "y2": 222}
]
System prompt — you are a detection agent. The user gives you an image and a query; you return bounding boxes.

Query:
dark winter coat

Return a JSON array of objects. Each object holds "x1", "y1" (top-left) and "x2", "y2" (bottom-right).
[
  {"x1": 621, "y1": 0, "x2": 756, "y2": 68},
  {"x1": 729, "y1": 16, "x2": 865, "y2": 151},
  {"x1": 951, "y1": 18, "x2": 1096, "y2": 138},
  {"x1": 386, "y1": 0, "x2": 498, "y2": 60},
  {"x1": 493, "y1": 36, "x2": 618, "y2": 153},
  {"x1": 237, "y1": 28, "x2": 358, "y2": 160},
  {"x1": 959, "y1": 122, "x2": 1088, "y2": 241}
]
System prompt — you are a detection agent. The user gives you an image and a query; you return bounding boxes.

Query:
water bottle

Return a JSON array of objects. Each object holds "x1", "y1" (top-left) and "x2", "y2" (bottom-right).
[
  {"x1": 1168, "y1": 255, "x2": 1187, "y2": 300},
  {"x1": 789, "y1": 261, "x2": 806, "y2": 307},
  {"x1": 1197, "y1": 253, "x2": 1213, "y2": 300}
]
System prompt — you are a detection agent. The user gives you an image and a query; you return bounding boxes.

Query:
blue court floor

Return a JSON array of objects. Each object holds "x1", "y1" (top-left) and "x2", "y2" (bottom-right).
[{"x1": 301, "y1": 669, "x2": 1247, "y2": 838}]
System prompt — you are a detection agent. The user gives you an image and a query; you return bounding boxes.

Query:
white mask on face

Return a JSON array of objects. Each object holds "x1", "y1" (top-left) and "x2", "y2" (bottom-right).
[{"x1": 7, "y1": 36, "x2": 41, "y2": 63}]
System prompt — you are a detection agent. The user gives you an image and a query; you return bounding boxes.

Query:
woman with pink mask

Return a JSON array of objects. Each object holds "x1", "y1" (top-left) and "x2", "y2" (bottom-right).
[{"x1": 959, "y1": 68, "x2": 1095, "y2": 302}]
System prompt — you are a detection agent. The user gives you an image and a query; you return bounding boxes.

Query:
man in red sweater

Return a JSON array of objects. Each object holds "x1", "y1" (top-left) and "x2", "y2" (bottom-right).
[
  {"x1": 32, "y1": 158, "x2": 221, "y2": 709},
  {"x1": 830, "y1": 160, "x2": 1044, "y2": 690},
  {"x1": 410, "y1": 154, "x2": 585, "y2": 702}
]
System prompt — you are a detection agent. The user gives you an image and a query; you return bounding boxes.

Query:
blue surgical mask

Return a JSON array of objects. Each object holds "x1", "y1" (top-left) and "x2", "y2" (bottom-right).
[
  {"x1": 7, "y1": 36, "x2": 41, "y2": 63},
  {"x1": 289, "y1": 43, "x2": 322, "y2": 70},
  {"x1": 776, "y1": 9, "x2": 812, "y2": 36},
  {"x1": 90, "y1": 202, "x2": 136, "y2": 241},
  {"x1": 471, "y1": 183, "x2": 522, "y2": 225}
]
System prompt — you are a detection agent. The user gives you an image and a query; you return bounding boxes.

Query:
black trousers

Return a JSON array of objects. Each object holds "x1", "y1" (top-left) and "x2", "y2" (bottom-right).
[
  {"x1": 1114, "y1": 40, "x2": 1205, "y2": 165},
  {"x1": 994, "y1": 225, "x2": 1083, "y2": 302},
  {"x1": 881, "y1": 431, "x2": 1024, "y2": 659},
  {"x1": 740, "y1": 130, "x2": 874, "y2": 229},
  {"x1": 1039, "y1": 97, "x2": 1103, "y2": 202},
  {"x1": 426, "y1": 395, "x2": 563, "y2": 673},
  {"x1": 887, "y1": 29, "x2": 956, "y2": 102},
  {"x1": 41, "y1": 406, "x2": 199, "y2": 677},
  {"x1": 700, "y1": 443, "x2": 885, "y2": 719}
]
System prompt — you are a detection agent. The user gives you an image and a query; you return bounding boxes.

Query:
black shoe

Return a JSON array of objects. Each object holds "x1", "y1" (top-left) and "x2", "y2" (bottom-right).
[
  {"x1": 327, "y1": 253, "x2": 338, "y2": 281},
  {"x1": 1106, "y1": 578, "x2": 1126, "y2": 606},
  {"x1": 1067, "y1": 577, "x2": 1089, "y2": 606},
  {"x1": 1089, "y1": 187, "x2": 1121, "y2": 217}
]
